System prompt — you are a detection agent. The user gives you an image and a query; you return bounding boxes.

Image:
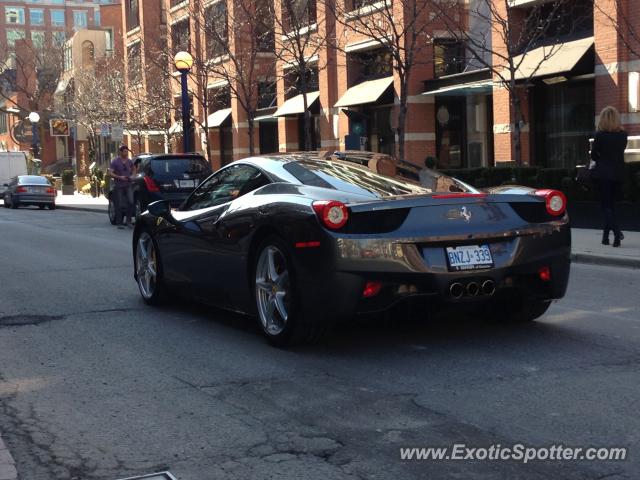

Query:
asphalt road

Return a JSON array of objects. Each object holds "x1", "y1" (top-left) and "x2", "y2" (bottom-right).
[{"x1": 0, "y1": 206, "x2": 638, "y2": 480}]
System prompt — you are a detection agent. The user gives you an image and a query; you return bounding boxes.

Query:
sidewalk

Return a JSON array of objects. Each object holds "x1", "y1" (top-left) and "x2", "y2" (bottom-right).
[
  {"x1": 0, "y1": 432, "x2": 17, "y2": 480},
  {"x1": 55, "y1": 192, "x2": 108, "y2": 213},
  {"x1": 571, "y1": 228, "x2": 640, "y2": 269}
]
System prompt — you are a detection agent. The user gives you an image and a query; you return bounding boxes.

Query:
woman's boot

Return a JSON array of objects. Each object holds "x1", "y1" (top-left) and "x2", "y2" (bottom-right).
[{"x1": 602, "y1": 229, "x2": 610, "y2": 245}]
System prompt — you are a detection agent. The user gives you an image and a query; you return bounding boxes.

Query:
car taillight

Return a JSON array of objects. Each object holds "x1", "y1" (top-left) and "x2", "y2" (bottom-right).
[
  {"x1": 312, "y1": 200, "x2": 349, "y2": 229},
  {"x1": 144, "y1": 176, "x2": 160, "y2": 192},
  {"x1": 534, "y1": 189, "x2": 567, "y2": 216},
  {"x1": 16, "y1": 186, "x2": 27, "y2": 193},
  {"x1": 46, "y1": 187, "x2": 55, "y2": 194}
]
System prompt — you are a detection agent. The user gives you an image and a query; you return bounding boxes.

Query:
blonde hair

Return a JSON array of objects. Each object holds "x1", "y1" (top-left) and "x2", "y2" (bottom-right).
[{"x1": 597, "y1": 106, "x2": 623, "y2": 132}]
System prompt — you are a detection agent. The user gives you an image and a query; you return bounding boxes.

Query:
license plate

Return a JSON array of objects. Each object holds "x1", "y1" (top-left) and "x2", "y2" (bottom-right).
[
  {"x1": 179, "y1": 180, "x2": 195, "y2": 188},
  {"x1": 445, "y1": 244, "x2": 493, "y2": 271}
]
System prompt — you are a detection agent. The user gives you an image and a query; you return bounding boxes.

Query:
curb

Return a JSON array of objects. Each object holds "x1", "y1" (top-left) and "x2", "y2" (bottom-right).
[
  {"x1": 0, "y1": 433, "x2": 17, "y2": 480},
  {"x1": 571, "y1": 253, "x2": 640, "y2": 269}
]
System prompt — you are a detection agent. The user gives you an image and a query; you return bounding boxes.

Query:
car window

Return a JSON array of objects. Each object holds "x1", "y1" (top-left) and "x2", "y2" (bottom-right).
[
  {"x1": 183, "y1": 164, "x2": 269, "y2": 211},
  {"x1": 18, "y1": 176, "x2": 50, "y2": 185},
  {"x1": 149, "y1": 157, "x2": 210, "y2": 180}
]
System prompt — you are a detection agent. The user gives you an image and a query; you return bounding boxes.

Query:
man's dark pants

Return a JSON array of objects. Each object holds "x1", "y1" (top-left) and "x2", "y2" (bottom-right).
[{"x1": 113, "y1": 185, "x2": 133, "y2": 225}]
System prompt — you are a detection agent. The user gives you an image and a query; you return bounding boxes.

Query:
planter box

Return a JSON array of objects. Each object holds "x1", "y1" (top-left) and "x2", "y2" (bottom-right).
[{"x1": 62, "y1": 185, "x2": 75, "y2": 195}]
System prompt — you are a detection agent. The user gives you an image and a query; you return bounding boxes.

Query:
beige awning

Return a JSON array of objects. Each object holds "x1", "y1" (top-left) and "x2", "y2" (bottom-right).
[
  {"x1": 54, "y1": 78, "x2": 71, "y2": 96},
  {"x1": 422, "y1": 80, "x2": 494, "y2": 96},
  {"x1": 168, "y1": 123, "x2": 182, "y2": 134},
  {"x1": 335, "y1": 76, "x2": 394, "y2": 108},
  {"x1": 205, "y1": 108, "x2": 232, "y2": 128},
  {"x1": 273, "y1": 91, "x2": 320, "y2": 117},
  {"x1": 513, "y1": 37, "x2": 593, "y2": 80}
]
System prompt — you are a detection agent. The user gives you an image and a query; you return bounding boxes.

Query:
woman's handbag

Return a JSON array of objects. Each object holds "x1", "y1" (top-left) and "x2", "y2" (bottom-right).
[{"x1": 575, "y1": 161, "x2": 595, "y2": 188}]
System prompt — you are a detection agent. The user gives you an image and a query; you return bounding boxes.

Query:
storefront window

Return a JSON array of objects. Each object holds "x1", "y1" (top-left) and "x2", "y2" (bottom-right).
[{"x1": 533, "y1": 79, "x2": 594, "y2": 168}]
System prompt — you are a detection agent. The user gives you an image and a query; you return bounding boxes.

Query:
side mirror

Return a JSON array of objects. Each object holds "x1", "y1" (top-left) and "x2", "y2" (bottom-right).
[{"x1": 147, "y1": 200, "x2": 171, "y2": 218}]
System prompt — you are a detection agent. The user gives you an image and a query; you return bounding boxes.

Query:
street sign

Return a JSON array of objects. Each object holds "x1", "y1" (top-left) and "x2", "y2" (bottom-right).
[
  {"x1": 100, "y1": 123, "x2": 110, "y2": 137},
  {"x1": 111, "y1": 123, "x2": 124, "y2": 142},
  {"x1": 50, "y1": 119, "x2": 70, "y2": 136}
]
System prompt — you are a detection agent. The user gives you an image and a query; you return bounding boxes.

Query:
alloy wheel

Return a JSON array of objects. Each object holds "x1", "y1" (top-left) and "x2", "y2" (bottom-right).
[
  {"x1": 136, "y1": 232, "x2": 158, "y2": 300},
  {"x1": 255, "y1": 245, "x2": 291, "y2": 336}
]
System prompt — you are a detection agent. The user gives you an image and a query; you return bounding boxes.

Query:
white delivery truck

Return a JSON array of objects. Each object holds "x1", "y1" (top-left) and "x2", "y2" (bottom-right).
[{"x1": 0, "y1": 151, "x2": 29, "y2": 198}]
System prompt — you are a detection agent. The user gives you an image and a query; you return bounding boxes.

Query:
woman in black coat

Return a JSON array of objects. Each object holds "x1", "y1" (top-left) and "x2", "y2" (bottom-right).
[{"x1": 591, "y1": 106, "x2": 627, "y2": 247}]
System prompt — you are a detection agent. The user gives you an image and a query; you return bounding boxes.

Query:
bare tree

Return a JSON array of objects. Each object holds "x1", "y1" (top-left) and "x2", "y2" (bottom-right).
[
  {"x1": 260, "y1": 0, "x2": 331, "y2": 151},
  {"x1": 330, "y1": 0, "x2": 446, "y2": 163},
  {"x1": 0, "y1": 37, "x2": 65, "y2": 149},
  {"x1": 594, "y1": 0, "x2": 640, "y2": 58},
  {"x1": 191, "y1": 0, "x2": 277, "y2": 156},
  {"x1": 64, "y1": 60, "x2": 126, "y2": 168},
  {"x1": 438, "y1": 0, "x2": 592, "y2": 165}
]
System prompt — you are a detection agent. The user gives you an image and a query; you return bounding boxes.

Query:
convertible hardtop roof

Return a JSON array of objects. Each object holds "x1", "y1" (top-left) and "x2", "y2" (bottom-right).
[{"x1": 256, "y1": 151, "x2": 422, "y2": 182}]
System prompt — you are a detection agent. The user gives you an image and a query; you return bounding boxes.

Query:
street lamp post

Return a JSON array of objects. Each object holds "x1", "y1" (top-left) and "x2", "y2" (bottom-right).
[
  {"x1": 28, "y1": 112, "x2": 41, "y2": 174},
  {"x1": 173, "y1": 51, "x2": 193, "y2": 153}
]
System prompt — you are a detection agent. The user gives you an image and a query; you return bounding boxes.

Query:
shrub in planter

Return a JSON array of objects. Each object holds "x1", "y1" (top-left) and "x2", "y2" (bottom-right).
[{"x1": 61, "y1": 169, "x2": 75, "y2": 195}]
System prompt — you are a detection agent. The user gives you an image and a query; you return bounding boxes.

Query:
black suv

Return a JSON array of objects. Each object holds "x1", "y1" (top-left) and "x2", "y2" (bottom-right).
[{"x1": 108, "y1": 153, "x2": 212, "y2": 224}]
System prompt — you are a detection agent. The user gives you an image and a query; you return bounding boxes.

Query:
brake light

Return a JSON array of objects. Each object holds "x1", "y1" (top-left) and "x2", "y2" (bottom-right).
[
  {"x1": 46, "y1": 187, "x2": 55, "y2": 194},
  {"x1": 312, "y1": 200, "x2": 349, "y2": 229},
  {"x1": 144, "y1": 176, "x2": 160, "y2": 192},
  {"x1": 16, "y1": 186, "x2": 27, "y2": 193},
  {"x1": 534, "y1": 189, "x2": 567, "y2": 216},
  {"x1": 538, "y1": 266, "x2": 551, "y2": 282},
  {"x1": 363, "y1": 281, "x2": 382, "y2": 298}
]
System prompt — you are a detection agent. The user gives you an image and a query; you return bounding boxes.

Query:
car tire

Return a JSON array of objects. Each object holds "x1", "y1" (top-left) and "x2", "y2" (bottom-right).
[
  {"x1": 135, "y1": 230, "x2": 168, "y2": 305},
  {"x1": 134, "y1": 197, "x2": 144, "y2": 220},
  {"x1": 108, "y1": 195, "x2": 117, "y2": 225},
  {"x1": 253, "y1": 235, "x2": 331, "y2": 347},
  {"x1": 38, "y1": 204, "x2": 45, "y2": 210},
  {"x1": 10, "y1": 196, "x2": 18, "y2": 209},
  {"x1": 48, "y1": 204, "x2": 56, "y2": 210}
]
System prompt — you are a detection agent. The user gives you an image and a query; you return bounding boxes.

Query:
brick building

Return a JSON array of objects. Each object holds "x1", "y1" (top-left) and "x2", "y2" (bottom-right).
[
  {"x1": 120, "y1": 0, "x2": 640, "y2": 171},
  {"x1": 0, "y1": 0, "x2": 121, "y2": 168}
]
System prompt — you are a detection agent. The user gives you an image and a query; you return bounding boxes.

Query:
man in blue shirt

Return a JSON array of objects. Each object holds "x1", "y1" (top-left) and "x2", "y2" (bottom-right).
[{"x1": 109, "y1": 145, "x2": 135, "y2": 228}]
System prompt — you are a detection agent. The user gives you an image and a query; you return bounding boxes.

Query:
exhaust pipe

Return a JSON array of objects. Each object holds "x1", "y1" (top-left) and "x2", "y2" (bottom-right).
[
  {"x1": 482, "y1": 280, "x2": 496, "y2": 296},
  {"x1": 449, "y1": 282, "x2": 464, "y2": 299},
  {"x1": 466, "y1": 282, "x2": 480, "y2": 296}
]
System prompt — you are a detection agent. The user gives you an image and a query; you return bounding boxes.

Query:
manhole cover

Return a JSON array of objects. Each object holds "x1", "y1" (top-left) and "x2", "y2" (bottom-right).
[{"x1": 116, "y1": 473, "x2": 177, "y2": 480}]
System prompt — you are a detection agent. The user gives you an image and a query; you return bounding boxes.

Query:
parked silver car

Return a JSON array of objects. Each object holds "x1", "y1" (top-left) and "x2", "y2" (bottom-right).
[{"x1": 3, "y1": 175, "x2": 56, "y2": 210}]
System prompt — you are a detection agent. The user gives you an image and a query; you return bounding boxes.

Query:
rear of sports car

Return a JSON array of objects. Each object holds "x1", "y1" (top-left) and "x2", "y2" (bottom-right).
[{"x1": 291, "y1": 190, "x2": 570, "y2": 323}]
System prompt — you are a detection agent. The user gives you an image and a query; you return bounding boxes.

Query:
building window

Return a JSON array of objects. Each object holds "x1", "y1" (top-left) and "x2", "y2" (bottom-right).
[
  {"x1": 351, "y1": 49, "x2": 393, "y2": 82},
  {"x1": 105, "y1": 28, "x2": 114, "y2": 53},
  {"x1": 283, "y1": 0, "x2": 316, "y2": 32},
  {"x1": 82, "y1": 40, "x2": 95, "y2": 65},
  {"x1": 208, "y1": 86, "x2": 231, "y2": 113},
  {"x1": 29, "y1": 9, "x2": 44, "y2": 26},
  {"x1": 128, "y1": 43, "x2": 142, "y2": 85},
  {"x1": 350, "y1": 0, "x2": 378, "y2": 10},
  {"x1": 5, "y1": 7, "x2": 25, "y2": 25},
  {"x1": 31, "y1": 31, "x2": 45, "y2": 48},
  {"x1": 74, "y1": 11, "x2": 88, "y2": 29},
  {"x1": 53, "y1": 31, "x2": 66, "y2": 46},
  {"x1": 6, "y1": 29, "x2": 26, "y2": 47},
  {"x1": 0, "y1": 113, "x2": 7, "y2": 135},
  {"x1": 64, "y1": 45, "x2": 73, "y2": 71},
  {"x1": 171, "y1": 19, "x2": 190, "y2": 54},
  {"x1": 258, "y1": 81, "x2": 277, "y2": 109},
  {"x1": 125, "y1": 0, "x2": 139, "y2": 31},
  {"x1": 285, "y1": 67, "x2": 319, "y2": 99},
  {"x1": 205, "y1": 2, "x2": 228, "y2": 59},
  {"x1": 255, "y1": 0, "x2": 274, "y2": 52},
  {"x1": 94, "y1": 10, "x2": 101, "y2": 26},
  {"x1": 434, "y1": 39, "x2": 465, "y2": 78},
  {"x1": 51, "y1": 10, "x2": 65, "y2": 27}
]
